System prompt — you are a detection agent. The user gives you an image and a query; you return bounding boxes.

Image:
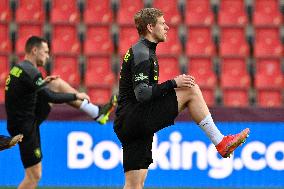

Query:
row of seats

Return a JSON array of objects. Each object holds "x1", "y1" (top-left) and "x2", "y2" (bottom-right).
[
  {"x1": 0, "y1": 0, "x2": 283, "y2": 26},
  {"x1": 0, "y1": 54, "x2": 283, "y2": 107},
  {"x1": 0, "y1": 0, "x2": 283, "y2": 107},
  {"x1": 1, "y1": 23, "x2": 283, "y2": 58}
]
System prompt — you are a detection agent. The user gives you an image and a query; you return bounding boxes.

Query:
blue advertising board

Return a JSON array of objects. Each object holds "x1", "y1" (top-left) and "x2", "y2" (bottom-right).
[{"x1": 0, "y1": 121, "x2": 283, "y2": 187}]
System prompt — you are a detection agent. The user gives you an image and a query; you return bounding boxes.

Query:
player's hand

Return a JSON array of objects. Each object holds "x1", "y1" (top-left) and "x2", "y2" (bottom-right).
[
  {"x1": 44, "y1": 75, "x2": 60, "y2": 83},
  {"x1": 76, "y1": 92, "x2": 90, "y2": 101},
  {"x1": 174, "y1": 74, "x2": 195, "y2": 88}
]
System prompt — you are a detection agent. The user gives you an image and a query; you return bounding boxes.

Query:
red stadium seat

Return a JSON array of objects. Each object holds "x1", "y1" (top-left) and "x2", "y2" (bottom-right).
[
  {"x1": 84, "y1": 26, "x2": 113, "y2": 56},
  {"x1": 119, "y1": 26, "x2": 139, "y2": 55},
  {"x1": 201, "y1": 88, "x2": 215, "y2": 107},
  {"x1": 0, "y1": 24, "x2": 11, "y2": 54},
  {"x1": 152, "y1": 0, "x2": 181, "y2": 25},
  {"x1": 254, "y1": 28, "x2": 282, "y2": 58},
  {"x1": 88, "y1": 87, "x2": 112, "y2": 105},
  {"x1": 16, "y1": 24, "x2": 43, "y2": 54},
  {"x1": 0, "y1": 0, "x2": 11, "y2": 23},
  {"x1": 156, "y1": 27, "x2": 181, "y2": 56},
  {"x1": 51, "y1": 56, "x2": 80, "y2": 87},
  {"x1": 15, "y1": 0, "x2": 44, "y2": 24},
  {"x1": 218, "y1": 0, "x2": 248, "y2": 26},
  {"x1": 52, "y1": 25, "x2": 80, "y2": 55},
  {"x1": 220, "y1": 58, "x2": 250, "y2": 89},
  {"x1": 0, "y1": 85, "x2": 5, "y2": 103},
  {"x1": 158, "y1": 57, "x2": 180, "y2": 83},
  {"x1": 188, "y1": 58, "x2": 217, "y2": 107},
  {"x1": 50, "y1": 0, "x2": 79, "y2": 24},
  {"x1": 0, "y1": 55, "x2": 9, "y2": 86},
  {"x1": 223, "y1": 89, "x2": 249, "y2": 107},
  {"x1": 185, "y1": 0, "x2": 214, "y2": 26},
  {"x1": 186, "y1": 27, "x2": 215, "y2": 57},
  {"x1": 221, "y1": 58, "x2": 250, "y2": 107},
  {"x1": 219, "y1": 27, "x2": 249, "y2": 57},
  {"x1": 257, "y1": 90, "x2": 282, "y2": 107},
  {"x1": 188, "y1": 58, "x2": 217, "y2": 88},
  {"x1": 85, "y1": 56, "x2": 115, "y2": 87},
  {"x1": 117, "y1": 0, "x2": 143, "y2": 25},
  {"x1": 253, "y1": 0, "x2": 282, "y2": 26},
  {"x1": 255, "y1": 59, "x2": 283, "y2": 89},
  {"x1": 84, "y1": 0, "x2": 112, "y2": 25}
]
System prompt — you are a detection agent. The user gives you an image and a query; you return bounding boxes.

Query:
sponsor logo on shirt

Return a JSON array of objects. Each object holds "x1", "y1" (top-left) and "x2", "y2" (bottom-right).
[
  {"x1": 134, "y1": 73, "x2": 148, "y2": 82},
  {"x1": 36, "y1": 77, "x2": 45, "y2": 86}
]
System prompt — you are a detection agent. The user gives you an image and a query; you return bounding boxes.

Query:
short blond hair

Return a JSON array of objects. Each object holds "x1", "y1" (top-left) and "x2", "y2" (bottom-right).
[{"x1": 134, "y1": 8, "x2": 163, "y2": 36}]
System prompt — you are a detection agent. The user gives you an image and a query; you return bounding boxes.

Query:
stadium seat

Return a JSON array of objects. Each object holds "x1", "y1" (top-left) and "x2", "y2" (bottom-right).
[
  {"x1": 218, "y1": 0, "x2": 248, "y2": 26},
  {"x1": 187, "y1": 58, "x2": 217, "y2": 107},
  {"x1": 254, "y1": 28, "x2": 282, "y2": 58},
  {"x1": 220, "y1": 58, "x2": 250, "y2": 89},
  {"x1": 201, "y1": 88, "x2": 215, "y2": 107},
  {"x1": 0, "y1": 55, "x2": 9, "y2": 86},
  {"x1": 16, "y1": 24, "x2": 43, "y2": 54},
  {"x1": 119, "y1": 26, "x2": 139, "y2": 55},
  {"x1": 84, "y1": 26, "x2": 113, "y2": 56},
  {"x1": 158, "y1": 57, "x2": 180, "y2": 83},
  {"x1": 88, "y1": 87, "x2": 112, "y2": 105},
  {"x1": 117, "y1": 0, "x2": 144, "y2": 25},
  {"x1": 220, "y1": 58, "x2": 250, "y2": 107},
  {"x1": 253, "y1": 0, "x2": 282, "y2": 26},
  {"x1": 85, "y1": 56, "x2": 115, "y2": 87},
  {"x1": 186, "y1": 27, "x2": 215, "y2": 57},
  {"x1": 51, "y1": 56, "x2": 80, "y2": 87},
  {"x1": 0, "y1": 85, "x2": 4, "y2": 103},
  {"x1": 52, "y1": 25, "x2": 80, "y2": 55},
  {"x1": 223, "y1": 89, "x2": 249, "y2": 107},
  {"x1": 254, "y1": 59, "x2": 283, "y2": 89},
  {"x1": 185, "y1": 0, "x2": 214, "y2": 26},
  {"x1": 152, "y1": 0, "x2": 181, "y2": 25},
  {"x1": 0, "y1": 0, "x2": 11, "y2": 23},
  {"x1": 0, "y1": 24, "x2": 11, "y2": 54},
  {"x1": 187, "y1": 58, "x2": 217, "y2": 88},
  {"x1": 156, "y1": 26, "x2": 181, "y2": 56},
  {"x1": 219, "y1": 27, "x2": 249, "y2": 57},
  {"x1": 257, "y1": 90, "x2": 282, "y2": 107},
  {"x1": 50, "y1": 0, "x2": 79, "y2": 24},
  {"x1": 15, "y1": 0, "x2": 44, "y2": 24},
  {"x1": 84, "y1": 0, "x2": 112, "y2": 25}
]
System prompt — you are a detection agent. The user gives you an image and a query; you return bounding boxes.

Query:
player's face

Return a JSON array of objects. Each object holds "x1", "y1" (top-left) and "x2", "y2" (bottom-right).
[
  {"x1": 151, "y1": 16, "x2": 169, "y2": 42},
  {"x1": 35, "y1": 42, "x2": 49, "y2": 67}
]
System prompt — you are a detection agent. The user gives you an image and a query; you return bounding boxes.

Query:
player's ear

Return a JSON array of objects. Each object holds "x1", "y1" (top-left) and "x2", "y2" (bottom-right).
[
  {"x1": 31, "y1": 46, "x2": 38, "y2": 55},
  {"x1": 146, "y1": 24, "x2": 153, "y2": 33}
]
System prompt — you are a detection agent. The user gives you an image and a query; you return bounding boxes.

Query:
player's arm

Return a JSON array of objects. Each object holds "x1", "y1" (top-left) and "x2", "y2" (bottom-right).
[
  {"x1": 37, "y1": 87, "x2": 77, "y2": 103},
  {"x1": 132, "y1": 59, "x2": 177, "y2": 102}
]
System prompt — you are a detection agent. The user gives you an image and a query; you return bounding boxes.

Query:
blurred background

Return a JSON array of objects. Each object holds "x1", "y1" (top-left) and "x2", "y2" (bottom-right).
[{"x1": 0, "y1": 0, "x2": 283, "y2": 188}]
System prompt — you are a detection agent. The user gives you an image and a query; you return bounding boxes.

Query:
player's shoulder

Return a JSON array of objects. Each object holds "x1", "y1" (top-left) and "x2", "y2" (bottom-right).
[
  {"x1": 17, "y1": 60, "x2": 41, "y2": 79},
  {"x1": 131, "y1": 40, "x2": 150, "y2": 65}
]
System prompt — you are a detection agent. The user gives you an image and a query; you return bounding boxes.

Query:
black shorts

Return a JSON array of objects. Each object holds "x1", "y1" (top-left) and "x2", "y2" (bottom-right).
[
  {"x1": 114, "y1": 89, "x2": 178, "y2": 172},
  {"x1": 7, "y1": 95, "x2": 51, "y2": 168}
]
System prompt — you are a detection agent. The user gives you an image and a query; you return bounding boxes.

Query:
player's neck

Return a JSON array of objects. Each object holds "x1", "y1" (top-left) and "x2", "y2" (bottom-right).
[
  {"x1": 144, "y1": 34, "x2": 158, "y2": 43},
  {"x1": 24, "y1": 55, "x2": 37, "y2": 68}
]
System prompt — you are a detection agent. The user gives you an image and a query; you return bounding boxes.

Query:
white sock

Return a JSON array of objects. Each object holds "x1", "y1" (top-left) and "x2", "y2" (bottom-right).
[
  {"x1": 198, "y1": 114, "x2": 224, "y2": 145},
  {"x1": 79, "y1": 99, "x2": 99, "y2": 119}
]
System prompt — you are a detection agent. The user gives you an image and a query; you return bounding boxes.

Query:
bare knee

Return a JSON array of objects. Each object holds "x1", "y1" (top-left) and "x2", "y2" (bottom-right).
[
  {"x1": 124, "y1": 181, "x2": 144, "y2": 189},
  {"x1": 177, "y1": 84, "x2": 201, "y2": 100},
  {"x1": 25, "y1": 164, "x2": 42, "y2": 184},
  {"x1": 47, "y1": 78, "x2": 63, "y2": 92}
]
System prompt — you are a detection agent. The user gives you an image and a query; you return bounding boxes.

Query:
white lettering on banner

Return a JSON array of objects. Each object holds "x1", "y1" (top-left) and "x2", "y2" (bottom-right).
[
  {"x1": 68, "y1": 132, "x2": 93, "y2": 169},
  {"x1": 93, "y1": 141, "x2": 122, "y2": 169},
  {"x1": 67, "y1": 131, "x2": 284, "y2": 179}
]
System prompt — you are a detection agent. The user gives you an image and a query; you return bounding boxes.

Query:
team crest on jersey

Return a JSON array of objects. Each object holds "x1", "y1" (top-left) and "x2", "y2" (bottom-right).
[
  {"x1": 134, "y1": 73, "x2": 148, "y2": 82},
  {"x1": 34, "y1": 148, "x2": 41, "y2": 159}
]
